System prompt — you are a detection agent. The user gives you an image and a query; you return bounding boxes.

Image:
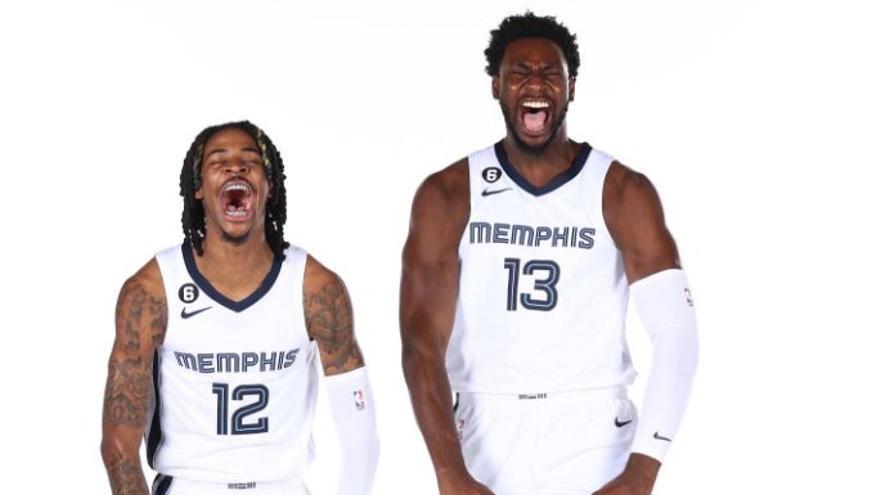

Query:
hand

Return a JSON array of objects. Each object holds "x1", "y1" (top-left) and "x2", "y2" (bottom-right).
[
  {"x1": 438, "y1": 474, "x2": 495, "y2": 495},
  {"x1": 591, "y1": 453, "x2": 660, "y2": 495}
]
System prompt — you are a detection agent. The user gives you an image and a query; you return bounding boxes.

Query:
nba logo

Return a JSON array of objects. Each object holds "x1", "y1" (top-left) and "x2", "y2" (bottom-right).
[
  {"x1": 684, "y1": 288, "x2": 694, "y2": 307},
  {"x1": 353, "y1": 390, "x2": 366, "y2": 411}
]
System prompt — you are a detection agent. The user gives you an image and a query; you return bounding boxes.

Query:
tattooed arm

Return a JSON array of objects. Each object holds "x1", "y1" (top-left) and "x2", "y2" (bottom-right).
[
  {"x1": 101, "y1": 260, "x2": 167, "y2": 495},
  {"x1": 303, "y1": 256, "x2": 365, "y2": 375},
  {"x1": 303, "y1": 256, "x2": 378, "y2": 495}
]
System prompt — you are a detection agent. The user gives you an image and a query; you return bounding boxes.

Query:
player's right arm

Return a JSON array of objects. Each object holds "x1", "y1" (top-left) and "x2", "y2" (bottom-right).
[
  {"x1": 400, "y1": 161, "x2": 493, "y2": 495},
  {"x1": 101, "y1": 260, "x2": 167, "y2": 495}
]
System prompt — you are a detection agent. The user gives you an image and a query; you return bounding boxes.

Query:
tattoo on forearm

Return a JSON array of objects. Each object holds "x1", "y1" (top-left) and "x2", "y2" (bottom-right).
[
  {"x1": 106, "y1": 451, "x2": 149, "y2": 495},
  {"x1": 304, "y1": 275, "x2": 365, "y2": 375},
  {"x1": 104, "y1": 356, "x2": 151, "y2": 425},
  {"x1": 103, "y1": 278, "x2": 167, "y2": 427}
]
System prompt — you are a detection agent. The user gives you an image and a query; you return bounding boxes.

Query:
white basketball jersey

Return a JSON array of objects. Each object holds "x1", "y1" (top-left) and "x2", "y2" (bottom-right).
[
  {"x1": 448, "y1": 142, "x2": 636, "y2": 393},
  {"x1": 148, "y1": 244, "x2": 318, "y2": 486}
]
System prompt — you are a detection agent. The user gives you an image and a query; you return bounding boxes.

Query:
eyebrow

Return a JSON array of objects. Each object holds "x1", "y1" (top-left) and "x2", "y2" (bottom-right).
[
  {"x1": 513, "y1": 61, "x2": 562, "y2": 70},
  {"x1": 204, "y1": 146, "x2": 261, "y2": 158}
]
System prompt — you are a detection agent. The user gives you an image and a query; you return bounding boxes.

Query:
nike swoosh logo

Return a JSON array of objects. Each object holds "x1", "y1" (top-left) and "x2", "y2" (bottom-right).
[
  {"x1": 482, "y1": 187, "x2": 512, "y2": 197},
  {"x1": 181, "y1": 306, "x2": 212, "y2": 319},
  {"x1": 654, "y1": 431, "x2": 672, "y2": 442},
  {"x1": 614, "y1": 418, "x2": 633, "y2": 428}
]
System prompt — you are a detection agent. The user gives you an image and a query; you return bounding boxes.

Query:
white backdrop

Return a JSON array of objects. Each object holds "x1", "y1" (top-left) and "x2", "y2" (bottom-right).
[{"x1": 1, "y1": 0, "x2": 878, "y2": 493}]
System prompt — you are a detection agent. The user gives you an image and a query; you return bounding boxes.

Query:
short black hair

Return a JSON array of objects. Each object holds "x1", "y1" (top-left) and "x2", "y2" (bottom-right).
[
  {"x1": 484, "y1": 12, "x2": 580, "y2": 78},
  {"x1": 179, "y1": 120, "x2": 290, "y2": 259}
]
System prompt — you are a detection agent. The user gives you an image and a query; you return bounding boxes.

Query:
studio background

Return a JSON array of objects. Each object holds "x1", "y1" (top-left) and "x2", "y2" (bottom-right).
[{"x1": 1, "y1": 0, "x2": 877, "y2": 493}]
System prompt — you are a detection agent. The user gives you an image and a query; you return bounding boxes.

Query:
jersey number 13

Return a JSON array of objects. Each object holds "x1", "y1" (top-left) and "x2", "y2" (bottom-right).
[{"x1": 503, "y1": 258, "x2": 560, "y2": 311}]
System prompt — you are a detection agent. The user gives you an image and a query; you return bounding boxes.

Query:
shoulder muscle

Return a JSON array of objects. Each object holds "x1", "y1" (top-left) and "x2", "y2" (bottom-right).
[
  {"x1": 603, "y1": 162, "x2": 680, "y2": 282},
  {"x1": 404, "y1": 158, "x2": 469, "y2": 265}
]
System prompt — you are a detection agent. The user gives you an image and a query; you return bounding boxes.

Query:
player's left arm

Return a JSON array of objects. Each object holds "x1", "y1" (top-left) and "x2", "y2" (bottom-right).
[
  {"x1": 303, "y1": 255, "x2": 378, "y2": 495},
  {"x1": 595, "y1": 163, "x2": 699, "y2": 495}
]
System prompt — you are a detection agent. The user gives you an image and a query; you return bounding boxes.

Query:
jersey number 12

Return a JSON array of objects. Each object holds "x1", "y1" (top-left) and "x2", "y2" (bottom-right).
[{"x1": 212, "y1": 383, "x2": 270, "y2": 435}]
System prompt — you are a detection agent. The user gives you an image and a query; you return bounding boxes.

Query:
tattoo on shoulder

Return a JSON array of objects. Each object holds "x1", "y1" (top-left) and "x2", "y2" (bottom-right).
[
  {"x1": 149, "y1": 289, "x2": 167, "y2": 347},
  {"x1": 103, "y1": 278, "x2": 167, "y2": 427},
  {"x1": 303, "y1": 274, "x2": 365, "y2": 375}
]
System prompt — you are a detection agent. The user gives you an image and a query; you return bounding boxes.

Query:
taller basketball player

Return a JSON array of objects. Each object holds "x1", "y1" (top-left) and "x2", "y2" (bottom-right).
[
  {"x1": 101, "y1": 121, "x2": 379, "y2": 495},
  {"x1": 401, "y1": 13, "x2": 698, "y2": 495}
]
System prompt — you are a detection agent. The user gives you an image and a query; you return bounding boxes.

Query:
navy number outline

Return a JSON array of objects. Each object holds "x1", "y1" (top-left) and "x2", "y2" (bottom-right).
[
  {"x1": 503, "y1": 258, "x2": 560, "y2": 311},
  {"x1": 212, "y1": 383, "x2": 270, "y2": 435}
]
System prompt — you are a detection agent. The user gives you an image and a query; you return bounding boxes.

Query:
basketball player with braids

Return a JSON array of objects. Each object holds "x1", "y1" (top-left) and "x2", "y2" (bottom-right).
[
  {"x1": 101, "y1": 121, "x2": 379, "y2": 495},
  {"x1": 401, "y1": 13, "x2": 698, "y2": 495}
]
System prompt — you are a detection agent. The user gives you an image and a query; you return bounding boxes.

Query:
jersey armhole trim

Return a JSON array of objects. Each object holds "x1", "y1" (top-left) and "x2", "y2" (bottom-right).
[
  {"x1": 290, "y1": 248, "x2": 311, "y2": 343},
  {"x1": 595, "y1": 153, "x2": 619, "y2": 248}
]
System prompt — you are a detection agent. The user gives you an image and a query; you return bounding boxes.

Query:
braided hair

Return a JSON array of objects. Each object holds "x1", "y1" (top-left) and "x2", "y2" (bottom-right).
[{"x1": 179, "y1": 121, "x2": 289, "y2": 259}]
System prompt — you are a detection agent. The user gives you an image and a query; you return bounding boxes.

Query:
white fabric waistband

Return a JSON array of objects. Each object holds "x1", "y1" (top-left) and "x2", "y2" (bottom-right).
[
  {"x1": 455, "y1": 386, "x2": 627, "y2": 405},
  {"x1": 160, "y1": 477, "x2": 308, "y2": 495}
]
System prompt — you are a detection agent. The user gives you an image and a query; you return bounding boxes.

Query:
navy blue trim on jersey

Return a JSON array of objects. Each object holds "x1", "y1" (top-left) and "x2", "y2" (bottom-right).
[
  {"x1": 493, "y1": 140, "x2": 592, "y2": 197},
  {"x1": 181, "y1": 243, "x2": 283, "y2": 313},
  {"x1": 152, "y1": 474, "x2": 174, "y2": 495},
  {"x1": 146, "y1": 350, "x2": 163, "y2": 469}
]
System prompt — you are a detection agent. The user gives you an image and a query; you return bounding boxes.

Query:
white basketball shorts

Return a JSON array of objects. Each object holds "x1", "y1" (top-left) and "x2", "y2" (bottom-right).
[{"x1": 455, "y1": 387, "x2": 636, "y2": 495}]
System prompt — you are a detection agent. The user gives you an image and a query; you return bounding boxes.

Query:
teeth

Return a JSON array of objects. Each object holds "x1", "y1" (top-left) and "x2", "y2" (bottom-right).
[
  {"x1": 225, "y1": 209, "x2": 247, "y2": 217},
  {"x1": 522, "y1": 101, "x2": 550, "y2": 109},
  {"x1": 222, "y1": 182, "x2": 252, "y2": 194}
]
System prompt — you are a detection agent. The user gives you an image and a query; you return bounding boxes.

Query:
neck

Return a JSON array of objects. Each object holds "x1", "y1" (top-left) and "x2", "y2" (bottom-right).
[
  {"x1": 502, "y1": 124, "x2": 581, "y2": 187},
  {"x1": 195, "y1": 229, "x2": 274, "y2": 288}
]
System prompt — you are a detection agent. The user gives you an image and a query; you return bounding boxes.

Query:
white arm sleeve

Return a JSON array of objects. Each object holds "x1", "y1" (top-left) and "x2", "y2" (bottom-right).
[
  {"x1": 325, "y1": 367, "x2": 379, "y2": 495},
  {"x1": 629, "y1": 269, "x2": 699, "y2": 462}
]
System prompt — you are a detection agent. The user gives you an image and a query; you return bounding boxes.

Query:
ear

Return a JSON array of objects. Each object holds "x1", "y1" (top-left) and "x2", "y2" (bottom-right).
[
  {"x1": 194, "y1": 186, "x2": 204, "y2": 200},
  {"x1": 568, "y1": 76, "x2": 577, "y2": 102},
  {"x1": 492, "y1": 76, "x2": 500, "y2": 100}
]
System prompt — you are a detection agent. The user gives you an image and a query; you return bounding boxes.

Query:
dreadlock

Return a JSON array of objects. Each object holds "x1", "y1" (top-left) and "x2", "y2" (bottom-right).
[
  {"x1": 179, "y1": 120, "x2": 290, "y2": 260},
  {"x1": 484, "y1": 11, "x2": 581, "y2": 78}
]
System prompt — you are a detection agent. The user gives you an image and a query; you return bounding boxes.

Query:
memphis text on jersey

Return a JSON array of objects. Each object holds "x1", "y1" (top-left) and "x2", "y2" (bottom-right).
[
  {"x1": 469, "y1": 222, "x2": 596, "y2": 250},
  {"x1": 173, "y1": 348, "x2": 300, "y2": 374}
]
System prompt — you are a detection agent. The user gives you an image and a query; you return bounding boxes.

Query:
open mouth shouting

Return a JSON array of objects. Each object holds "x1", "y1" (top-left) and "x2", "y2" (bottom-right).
[
  {"x1": 220, "y1": 179, "x2": 255, "y2": 222},
  {"x1": 519, "y1": 99, "x2": 552, "y2": 137}
]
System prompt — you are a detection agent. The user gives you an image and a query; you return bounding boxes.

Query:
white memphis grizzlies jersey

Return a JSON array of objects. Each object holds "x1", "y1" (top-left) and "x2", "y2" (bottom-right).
[
  {"x1": 448, "y1": 141, "x2": 637, "y2": 393},
  {"x1": 148, "y1": 244, "x2": 318, "y2": 487}
]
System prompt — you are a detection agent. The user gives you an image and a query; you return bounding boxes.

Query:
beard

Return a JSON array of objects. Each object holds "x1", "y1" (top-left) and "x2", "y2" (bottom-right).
[{"x1": 500, "y1": 99, "x2": 569, "y2": 155}]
